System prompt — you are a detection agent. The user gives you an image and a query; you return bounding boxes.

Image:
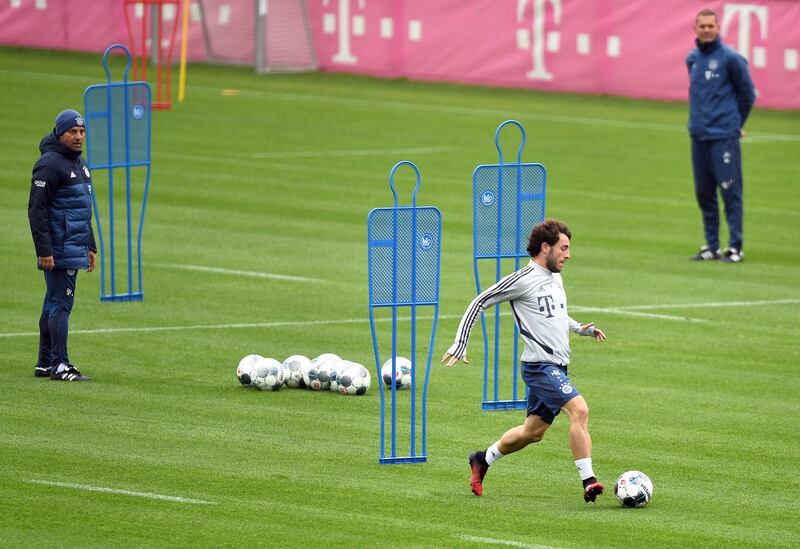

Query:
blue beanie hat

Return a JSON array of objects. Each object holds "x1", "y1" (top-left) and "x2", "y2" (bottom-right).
[{"x1": 54, "y1": 109, "x2": 85, "y2": 137}]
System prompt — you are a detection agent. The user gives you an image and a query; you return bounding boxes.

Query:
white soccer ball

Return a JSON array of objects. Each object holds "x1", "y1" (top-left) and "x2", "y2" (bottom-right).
[
  {"x1": 381, "y1": 357, "x2": 412, "y2": 390},
  {"x1": 614, "y1": 470, "x2": 654, "y2": 508},
  {"x1": 236, "y1": 354, "x2": 263, "y2": 387},
  {"x1": 333, "y1": 361, "x2": 371, "y2": 395},
  {"x1": 251, "y1": 357, "x2": 286, "y2": 391},
  {"x1": 305, "y1": 353, "x2": 342, "y2": 391},
  {"x1": 328, "y1": 359, "x2": 354, "y2": 393},
  {"x1": 282, "y1": 354, "x2": 311, "y2": 388}
]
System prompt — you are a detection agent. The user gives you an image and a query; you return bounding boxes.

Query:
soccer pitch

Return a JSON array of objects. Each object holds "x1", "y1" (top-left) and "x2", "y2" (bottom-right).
[{"x1": 1, "y1": 47, "x2": 798, "y2": 547}]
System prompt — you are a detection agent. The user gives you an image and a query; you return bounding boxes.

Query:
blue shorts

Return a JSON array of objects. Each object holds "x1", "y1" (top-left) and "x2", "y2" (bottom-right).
[{"x1": 521, "y1": 361, "x2": 580, "y2": 424}]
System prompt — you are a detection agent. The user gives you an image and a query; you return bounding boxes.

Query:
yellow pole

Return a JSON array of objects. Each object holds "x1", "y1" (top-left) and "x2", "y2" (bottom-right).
[{"x1": 178, "y1": 0, "x2": 189, "y2": 102}]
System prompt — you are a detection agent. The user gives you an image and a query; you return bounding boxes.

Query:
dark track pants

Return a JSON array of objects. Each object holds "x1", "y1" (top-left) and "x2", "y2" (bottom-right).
[
  {"x1": 691, "y1": 137, "x2": 743, "y2": 251},
  {"x1": 38, "y1": 269, "x2": 77, "y2": 368}
]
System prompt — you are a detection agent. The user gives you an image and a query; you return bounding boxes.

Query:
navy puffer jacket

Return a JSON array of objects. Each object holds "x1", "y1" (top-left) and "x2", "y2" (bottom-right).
[{"x1": 28, "y1": 133, "x2": 96, "y2": 270}]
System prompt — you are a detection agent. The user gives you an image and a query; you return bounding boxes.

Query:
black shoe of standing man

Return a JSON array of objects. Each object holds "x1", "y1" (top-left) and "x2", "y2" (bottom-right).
[{"x1": 50, "y1": 363, "x2": 91, "y2": 381}]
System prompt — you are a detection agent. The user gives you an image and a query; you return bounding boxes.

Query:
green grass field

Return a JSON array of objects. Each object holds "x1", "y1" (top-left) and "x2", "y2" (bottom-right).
[{"x1": 1, "y1": 47, "x2": 799, "y2": 548}]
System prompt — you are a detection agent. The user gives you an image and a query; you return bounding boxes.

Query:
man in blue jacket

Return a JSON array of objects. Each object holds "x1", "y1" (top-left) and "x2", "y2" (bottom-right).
[
  {"x1": 28, "y1": 110, "x2": 97, "y2": 381},
  {"x1": 687, "y1": 8, "x2": 755, "y2": 263}
]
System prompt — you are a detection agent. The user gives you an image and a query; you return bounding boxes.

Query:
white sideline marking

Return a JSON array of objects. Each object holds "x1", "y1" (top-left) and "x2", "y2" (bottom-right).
[
  {"x1": 610, "y1": 298, "x2": 800, "y2": 310},
  {"x1": 243, "y1": 146, "x2": 451, "y2": 159},
  {"x1": 2, "y1": 69, "x2": 799, "y2": 143},
  {"x1": 0, "y1": 318, "x2": 372, "y2": 338},
  {"x1": 459, "y1": 534, "x2": 561, "y2": 549},
  {"x1": 189, "y1": 86, "x2": 800, "y2": 143},
  {"x1": 0, "y1": 312, "x2": 679, "y2": 339},
  {"x1": 24, "y1": 479, "x2": 216, "y2": 505},
  {"x1": 570, "y1": 306, "x2": 706, "y2": 322},
  {"x1": 152, "y1": 263, "x2": 321, "y2": 283},
  {"x1": 149, "y1": 151, "x2": 800, "y2": 219},
  {"x1": 1, "y1": 299, "x2": 797, "y2": 338}
]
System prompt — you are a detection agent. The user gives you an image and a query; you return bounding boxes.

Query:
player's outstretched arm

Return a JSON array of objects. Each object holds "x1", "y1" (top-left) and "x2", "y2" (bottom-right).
[
  {"x1": 441, "y1": 342, "x2": 469, "y2": 367},
  {"x1": 442, "y1": 270, "x2": 528, "y2": 368}
]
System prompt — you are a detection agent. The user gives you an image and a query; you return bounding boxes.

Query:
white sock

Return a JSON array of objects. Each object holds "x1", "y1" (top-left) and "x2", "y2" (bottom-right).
[
  {"x1": 56, "y1": 363, "x2": 68, "y2": 374},
  {"x1": 575, "y1": 457, "x2": 595, "y2": 481},
  {"x1": 485, "y1": 442, "x2": 504, "y2": 465}
]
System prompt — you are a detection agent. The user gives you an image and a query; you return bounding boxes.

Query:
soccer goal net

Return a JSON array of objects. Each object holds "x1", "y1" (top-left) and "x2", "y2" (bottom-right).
[{"x1": 195, "y1": 0, "x2": 316, "y2": 73}]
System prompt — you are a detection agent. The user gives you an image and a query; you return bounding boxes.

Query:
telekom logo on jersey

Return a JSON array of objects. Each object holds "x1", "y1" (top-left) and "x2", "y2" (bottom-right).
[
  {"x1": 537, "y1": 295, "x2": 556, "y2": 318},
  {"x1": 322, "y1": 1, "x2": 770, "y2": 75}
]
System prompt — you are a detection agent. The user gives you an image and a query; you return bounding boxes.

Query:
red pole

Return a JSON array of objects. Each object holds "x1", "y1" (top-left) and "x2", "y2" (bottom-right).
[
  {"x1": 156, "y1": 3, "x2": 163, "y2": 106},
  {"x1": 124, "y1": 0, "x2": 180, "y2": 109},
  {"x1": 163, "y1": 0, "x2": 181, "y2": 108},
  {"x1": 140, "y1": 1, "x2": 148, "y2": 81}
]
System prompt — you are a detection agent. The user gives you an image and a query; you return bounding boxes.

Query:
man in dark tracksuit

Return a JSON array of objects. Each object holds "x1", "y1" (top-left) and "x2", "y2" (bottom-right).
[
  {"x1": 687, "y1": 8, "x2": 755, "y2": 263},
  {"x1": 28, "y1": 109, "x2": 96, "y2": 381}
]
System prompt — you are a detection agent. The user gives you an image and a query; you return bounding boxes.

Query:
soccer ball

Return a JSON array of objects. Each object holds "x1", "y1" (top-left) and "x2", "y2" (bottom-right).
[
  {"x1": 282, "y1": 354, "x2": 310, "y2": 388},
  {"x1": 328, "y1": 361, "x2": 344, "y2": 392},
  {"x1": 333, "y1": 361, "x2": 371, "y2": 395},
  {"x1": 614, "y1": 470, "x2": 654, "y2": 508},
  {"x1": 250, "y1": 357, "x2": 286, "y2": 391},
  {"x1": 328, "y1": 359, "x2": 355, "y2": 393},
  {"x1": 305, "y1": 353, "x2": 342, "y2": 391},
  {"x1": 381, "y1": 357, "x2": 412, "y2": 389},
  {"x1": 236, "y1": 354, "x2": 263, "y2": 387}
]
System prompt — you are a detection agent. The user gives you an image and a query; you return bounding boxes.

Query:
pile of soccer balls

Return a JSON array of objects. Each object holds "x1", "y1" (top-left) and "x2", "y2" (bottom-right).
[
  {"x1": 236, "y1": 353, "x2": 372, "y2": 395},
  {"x1": 237, "y1": 354, "x2": 419, "y2": 395}
]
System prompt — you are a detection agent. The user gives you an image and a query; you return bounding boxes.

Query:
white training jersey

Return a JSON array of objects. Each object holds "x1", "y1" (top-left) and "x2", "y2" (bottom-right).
[{"x1": 447, "y1": 260, "x2": 583, "y2": 366}]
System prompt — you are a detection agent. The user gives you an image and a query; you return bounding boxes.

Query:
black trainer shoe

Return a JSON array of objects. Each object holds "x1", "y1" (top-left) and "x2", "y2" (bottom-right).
[
  {"x1": 689, "y1": 245, "x2": 721, "y2": 261},
  {"x1": 50, "y1": 364, "x2": 91, "y2": 381},
  {"x1": 583, "y1": 481, "x2": 605, "y2": 503},
  {"x1": 720, "y1": 247, "x2": 744, "y2": 263},
  {"x1": 468, "y1": 451, "x2": 489, "y2": 496},
  {"x1": 34, "y1": 364, "x2": 53, "y2": 378}
]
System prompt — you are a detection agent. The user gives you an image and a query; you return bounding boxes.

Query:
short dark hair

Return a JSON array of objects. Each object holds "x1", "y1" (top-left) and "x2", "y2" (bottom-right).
[
  {"x1": 695, "y1": 8, "x2": 718, "y2": 23},
  {"x1": 527, "y1": 219, "x2": 571, "y2": 257}
]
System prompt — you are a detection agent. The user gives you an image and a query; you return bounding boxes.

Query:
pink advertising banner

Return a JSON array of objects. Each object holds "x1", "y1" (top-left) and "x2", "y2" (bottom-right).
[{"x1": 1, "y1": 0, "x2": 798, "y2": 109}]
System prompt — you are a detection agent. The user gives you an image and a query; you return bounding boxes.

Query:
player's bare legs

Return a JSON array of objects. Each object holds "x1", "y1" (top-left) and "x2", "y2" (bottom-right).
[
  {"x1": 562, "y1": 396, "x2": 591, "y2": 458},
  {"x1": 562, "y1": 396, "x2": 603, "y2": 502},
  {"x1": 469, "y1": 415, "x2": 550, "y2": 496},
  {"x1": 498, "y1": 414, "x2": 550, "y2": 454}
]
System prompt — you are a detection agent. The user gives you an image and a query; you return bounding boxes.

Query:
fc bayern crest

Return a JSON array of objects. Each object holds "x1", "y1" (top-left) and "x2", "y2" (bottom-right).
[
  {"x1": 419, "y1": 232, "x2": 433, "y2": 250},
  {"x1": 481, "y1": 190, "x2": 494, "y2": 206},
  {"x1": 131, "y1": 105, "x2": 145, "y2": 120}
]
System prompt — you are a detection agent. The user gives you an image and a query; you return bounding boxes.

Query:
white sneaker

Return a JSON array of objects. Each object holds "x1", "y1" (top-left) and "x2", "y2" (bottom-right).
[{"x1": 720, "y1": 247, "x2": 744, "y2": 263}]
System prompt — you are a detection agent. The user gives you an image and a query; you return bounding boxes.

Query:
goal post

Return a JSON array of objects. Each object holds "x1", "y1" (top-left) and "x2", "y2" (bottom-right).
[{"x1": 197, "y1": 0, "x2": 316, "y2": 73}]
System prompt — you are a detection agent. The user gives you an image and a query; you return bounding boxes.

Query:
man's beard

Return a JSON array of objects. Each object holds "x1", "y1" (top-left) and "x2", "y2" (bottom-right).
[{"x1": 546, "y1": 254, "x2": 561, "y2": 273}]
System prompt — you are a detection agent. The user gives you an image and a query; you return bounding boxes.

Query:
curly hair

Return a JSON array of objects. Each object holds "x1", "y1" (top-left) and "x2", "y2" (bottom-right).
[{"x1": 526, "y1": 219, "x2": 571, "y2": 257}]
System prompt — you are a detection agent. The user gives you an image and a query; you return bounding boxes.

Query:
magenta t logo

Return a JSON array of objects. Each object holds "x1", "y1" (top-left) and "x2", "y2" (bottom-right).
[
  {"x1": 323, "y1": 0, "x2": 367, "y2": 65},
  {"x1": 517, "y1": 0, "x2": 562, "y2": 81},
  {"x1": 722, "y1": 3, "x2": 768, "y2": 68}
]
